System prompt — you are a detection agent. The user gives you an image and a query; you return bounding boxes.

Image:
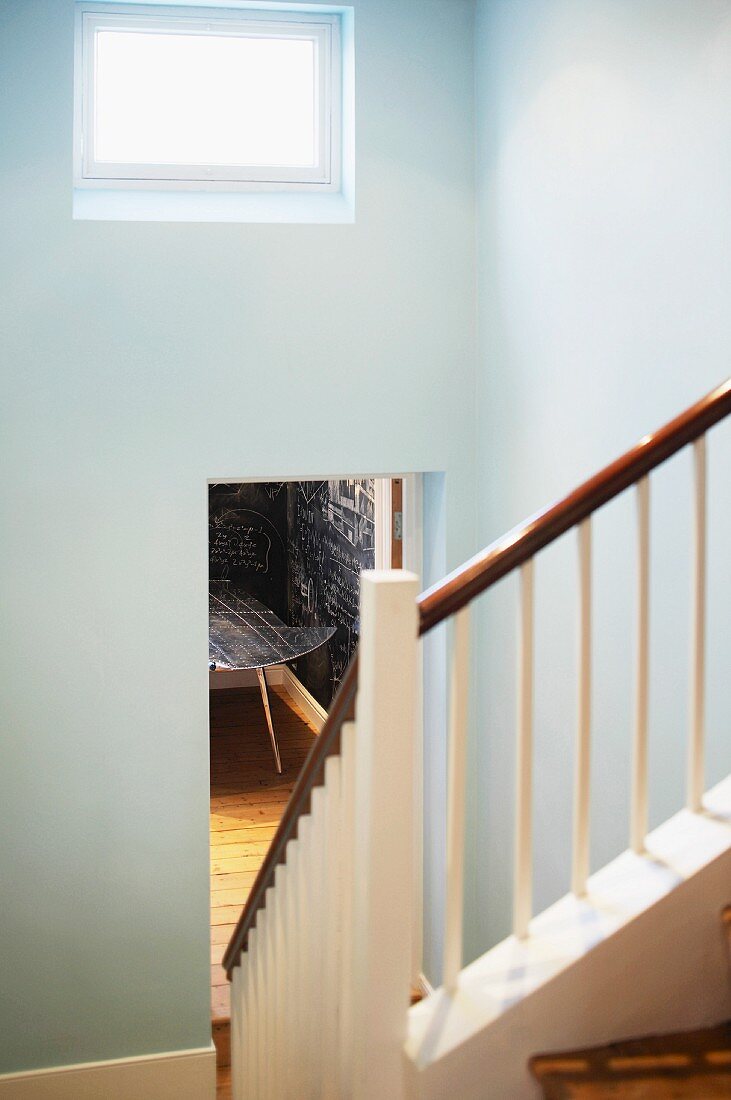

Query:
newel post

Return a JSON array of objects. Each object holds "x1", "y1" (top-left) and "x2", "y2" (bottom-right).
[{"x1": 351, "y1": 570, "x2": 420, "y2": 1100}]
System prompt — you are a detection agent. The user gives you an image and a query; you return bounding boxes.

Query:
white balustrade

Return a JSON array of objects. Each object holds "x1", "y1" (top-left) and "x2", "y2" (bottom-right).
[
  {"x1": 228, "y1": 572, "x2": 419, "y2": 1100},
  {"x1": 572, "y1": 518, "x2": 592, "y2": 896},
  {"x1": 227, "y1": 423, "x2": 724, "y2": 1099},
  {"x1": 321, "y1": 754, "x2": 343, "y2": 1100},
  {"x1": 442, "y1": 605, "x2": 471, "y2": 991},
  {"x1": 689, "y1": 435, "x2": 707, "y2": 812},
  {"x1": 337, "y1": 721, "x2": 357, "y2": 1097},
  {"x1": 631, "y1": 476, "x2": 650, "y2": 853},
  {"x1": 514, "y1": 560, "x2": 535, "y2": 939}
]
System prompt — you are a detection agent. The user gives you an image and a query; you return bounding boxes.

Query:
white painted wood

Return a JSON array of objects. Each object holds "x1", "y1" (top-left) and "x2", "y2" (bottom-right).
[
  {"x1": 260, "y1": 892, "x2": 274, "y2": 1100},
  {"x1": 402, "y1": 474, "x2": 425, "y2": 986},
  {"x1": 75, "y1": 9, "x2": 341, "y2": 193},
  {"x1": 281, "y1": 666, "x2": 327, "y2": 732},
  {"x1": 631, "y1": 476, "x2": 650, "y2": 853},
  {"x1": 572, "y1": 518, "x2": 592, "y2": 896},
  {"x1": 374, "y1": 477, "x2": 392, "y2": 569},
  {"x1": 244, "y1": 933, "x2": 256, "y2": 1100},
  {"x1": 228, "y1": 570, "x2": 424, "y2": 1098},
  {"x1": 514, "y1": 560, "x2": 534, "y2": 939},
  {"x1": 401, "y1": 474, "x2": 424, "y2": 580},
  {"x1": 351, "y1": 571, "x2": 420, "y2": 1100},
  {"x1": 338, "y1": 721, "x2": 358, "y2": 1096},
  {"x1": 689, "y1": 435, "x2": 707, "y2": 812},
  {"x1": 0, "y1": 1047, "x2": 216, "y2": 1100},
  {"x1": 321, "y1": 755, "x2": 343, "y2": 1098},
  {"x1": 406, "y1": 776, "x2": 731, "y2": 1100},
  {"x1": 443, "y1": 606, "x2": 471, "y2": 992},
  {"x1": 295, "y1": 814, "x2": 313, "y2": 1095},
  {"x1": 247, "y1": 926, "x2": 258, "y2": 1100},
  {"x1": 283, "y1": 837, "x2": 300, "y2": 1100},
  {"x1": 256, "y1": 911, "x2": 269, "y2": 1099},
  {"x1": 271, "y1": 864, "x2": 287, "y2": 1100},
  {"x1": 295, "y1": 815, "x2": 312, "y2": 1093},
  {"x1": 230, "y1": 960, "x2": 243, "y2": 1100},
  {"x1": 306, "y1": 786, "x2": 326, "y2": 1097}
]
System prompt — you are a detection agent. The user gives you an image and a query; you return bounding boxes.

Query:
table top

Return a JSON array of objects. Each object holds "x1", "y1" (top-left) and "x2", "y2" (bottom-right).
[{"x1": 209, "y1": 581, "x2": 335, "y2": 671}]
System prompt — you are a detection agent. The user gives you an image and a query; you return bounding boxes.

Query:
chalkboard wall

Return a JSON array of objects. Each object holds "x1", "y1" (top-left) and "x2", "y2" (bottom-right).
[
  {"x1": 209, "y1": 482, "x2": 288, "y2": 621},
  {"x1": 209, "y1": 479, "x2": 375, "y2": 708}
]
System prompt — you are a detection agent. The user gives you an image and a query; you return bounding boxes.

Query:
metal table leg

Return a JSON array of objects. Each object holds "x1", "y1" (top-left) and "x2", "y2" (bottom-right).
[{"x1": 256, "y1": 666, "x2": 282, "y2": 774}]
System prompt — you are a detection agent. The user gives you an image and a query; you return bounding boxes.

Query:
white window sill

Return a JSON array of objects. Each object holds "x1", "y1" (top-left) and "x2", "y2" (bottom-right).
[{"x1": 72, "y1": 187, "x2": 355, "y2": 224}]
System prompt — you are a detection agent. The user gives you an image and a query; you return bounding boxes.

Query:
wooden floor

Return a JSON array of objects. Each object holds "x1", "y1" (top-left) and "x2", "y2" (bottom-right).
[
  {"x1": 210, "y1": 683, "x2": 318, "y2": 1020},
  {"x1": 531, "y1": 1021, "x2": 731, "y2": 1098}
]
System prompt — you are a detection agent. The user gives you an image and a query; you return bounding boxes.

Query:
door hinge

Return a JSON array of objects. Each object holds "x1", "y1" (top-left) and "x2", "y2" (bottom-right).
[{"x1": 393, "y1": 511, "x2": 403, "y2": 540}]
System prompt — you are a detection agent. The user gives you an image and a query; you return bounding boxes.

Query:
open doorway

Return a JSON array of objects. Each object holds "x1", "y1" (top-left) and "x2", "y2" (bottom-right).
[{"x1": 207, "y1": 476, "x2": 416, "y2": 1029}]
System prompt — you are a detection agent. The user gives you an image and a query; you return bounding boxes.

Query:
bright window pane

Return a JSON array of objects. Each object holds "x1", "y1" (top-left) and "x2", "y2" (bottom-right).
[{"x1": 94, "y1": 30, "x2": 317, "y2": 168}]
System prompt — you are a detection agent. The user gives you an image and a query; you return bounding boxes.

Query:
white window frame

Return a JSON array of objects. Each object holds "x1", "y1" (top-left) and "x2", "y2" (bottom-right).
[{"x1": 74, "y1": 3, "x2": 342, "y2": 193}]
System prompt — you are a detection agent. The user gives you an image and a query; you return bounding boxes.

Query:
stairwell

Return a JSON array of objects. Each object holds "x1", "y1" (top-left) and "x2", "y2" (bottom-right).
[{"x1": 222, "y1": 382, "x2": 731, "y2": 1099}]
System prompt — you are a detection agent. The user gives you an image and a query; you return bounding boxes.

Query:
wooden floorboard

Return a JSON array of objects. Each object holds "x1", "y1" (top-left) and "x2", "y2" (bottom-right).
[
  {"x1": 209, "y1": 684, "x2": 317, "y2": 1020},
  {"x1": 531, "y1": 1021, "x2": 731, "y2": 1098}
]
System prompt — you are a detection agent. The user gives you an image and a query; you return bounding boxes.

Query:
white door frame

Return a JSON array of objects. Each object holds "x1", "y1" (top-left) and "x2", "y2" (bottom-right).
[
  {"x1": 208, "y1": 471, "x2": 427, "y2": 988},
  {"x1": 374, "y1": 478, "x2": 391, "y2": 570},
  {"x1": 374, "y1": 474, "x2": 423, "y2": 576}
]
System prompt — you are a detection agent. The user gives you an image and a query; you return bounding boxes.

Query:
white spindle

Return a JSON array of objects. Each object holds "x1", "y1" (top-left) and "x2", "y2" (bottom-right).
[
  {"x1": 249, "y1": 925, "x2": 260, "y2": 1100},
  {"x1": 283, "y1": 838, "x2": 300, "y2": 1100},
  {"x1": 244, "y1": 938, "x2": 255, "y2": 1100},
  {"x1": 306, "y1": 788, "x2": 325, "y2": 1096},
  {"x1": 271, "y1": 863, "x2": 287, "y2": 1100},
  {"x1": 301, "y1": 816, "x2": 315, "y2": 1090},
  {"x1": 260, "y1": 893, "x2": 273, "y2": 1100},
  {"x1": 631, "y1": 476, "x2": 650, "y2": 853},
  {"x1": 296, "y1": 813, "x2": 314, "y2": 1096},
  {"x1": 572, "y1": 518, "x2": 592, "y2": 896},
  {"x1": 443, "y1": 605, "x2": 471, "y2": 992},
  {"x1": 351, "y1": 571, "x2": 419, "y2": 1100},
  {"x1": 230, "y1": 956, "x2": 244, "y2": 1100},
  {"x1": 688, "y1": 435, "x2": 707, "y2": 812},
  {"x1": 338, "y1": 721, "x2": 357, "y2": 1096},
  {"x1": 514, "y1": 560, "x2": 535, "y2": 939},
  {"x1": 322, "y1": 755, "x2": 343, "y2": 1097}
]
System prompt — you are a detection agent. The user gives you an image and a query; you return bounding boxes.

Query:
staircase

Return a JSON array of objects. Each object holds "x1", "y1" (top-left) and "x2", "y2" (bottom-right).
[
  {"x1": 528, "y1": 906, "x2": 731, "y2": 1097},
  {"x1": 531, "y1": 1018, "x2": 731, "y2": 1098},
  {"x1": 222, "y1": 380, "x2": 731, "y2": 1098}
]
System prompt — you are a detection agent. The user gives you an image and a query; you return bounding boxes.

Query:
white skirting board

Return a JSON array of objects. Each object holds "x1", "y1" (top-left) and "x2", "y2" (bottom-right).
[
  {"x1": 210, "y1": 664, "x2": 327, "y2": 733},
  {"x1": 0, "y1": 1044, "x2": 216, "y2": 1100},
  {"x1": 280, "y1": 667, "x2": 327, "y2": 732}
]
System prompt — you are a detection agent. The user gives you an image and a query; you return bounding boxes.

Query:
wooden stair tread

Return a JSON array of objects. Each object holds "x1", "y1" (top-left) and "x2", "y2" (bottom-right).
[{"x1": 531, "y1": 1022, "x2": 731, "y2": 1098}]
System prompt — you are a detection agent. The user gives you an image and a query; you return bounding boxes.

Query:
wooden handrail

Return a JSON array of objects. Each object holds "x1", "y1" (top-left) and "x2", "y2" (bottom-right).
[
  {"x1": 225, "y1": 377, "x2": 731, "y2": 977},
  {"x1": 418, "y1": 378, "x2": 731, "y2": 634},
  {"x1": 223, "y1": 656, "x2": 358, "y2": 975}
]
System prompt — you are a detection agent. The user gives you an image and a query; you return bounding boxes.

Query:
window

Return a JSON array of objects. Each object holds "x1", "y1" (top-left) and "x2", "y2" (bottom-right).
[{"x1": 74, "y1": 4, "x2": 342, "y2": 192}]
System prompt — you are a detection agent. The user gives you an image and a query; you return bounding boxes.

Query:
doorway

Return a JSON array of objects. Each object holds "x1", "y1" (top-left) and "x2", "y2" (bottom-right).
[{"x1": 206, "y1": 476, "x2": 418, "y2": 1026}]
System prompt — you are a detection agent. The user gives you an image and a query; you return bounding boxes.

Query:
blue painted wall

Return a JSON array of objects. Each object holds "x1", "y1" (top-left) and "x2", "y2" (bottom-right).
[
  {"x1": 0, "y1": 0, "x2": 475, "y2": 1071},
  {"x1": 7, "y1": 0, "x2": 730, "y2": 1062},
  {"x1": 469, "y1": 0, "x2": 731, "y2": 965}
]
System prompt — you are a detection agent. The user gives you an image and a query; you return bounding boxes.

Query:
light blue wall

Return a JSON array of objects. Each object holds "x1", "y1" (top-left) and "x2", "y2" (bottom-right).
[
  {"x1": 10, "y1": 0, "x2": 729, "y2": 1056},
  {"x1": 469, "y1": 0, "x2": 731, "y2": 963},
  {"x1": 0, "y1": 0, "x2": 475, "y2": 1071}
]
